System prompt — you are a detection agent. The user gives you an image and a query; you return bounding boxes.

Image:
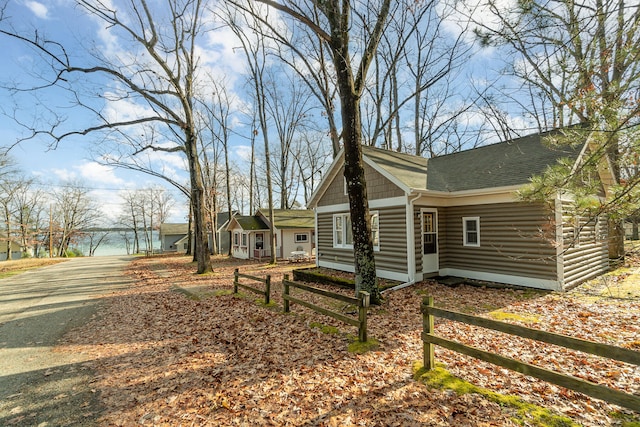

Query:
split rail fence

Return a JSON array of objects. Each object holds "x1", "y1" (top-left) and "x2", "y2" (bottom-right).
[
  {"x1": 421, "y1": 296, "x2": 640, "y2": 411},
  {"x1": 283, "y1": 274, "x2": 370, "y2": 342},
  {"x1": 233, "y1": 268, "x2": 271, "y2": 305}
]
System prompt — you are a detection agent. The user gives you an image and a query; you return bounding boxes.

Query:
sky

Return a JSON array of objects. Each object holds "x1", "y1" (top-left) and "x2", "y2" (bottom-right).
[
  {"x1": 0, "y1": 0, "x2": 523, "y2": 225},
  {"x1": 0, "y1": 0, "x2": 249, "y2": 224}
]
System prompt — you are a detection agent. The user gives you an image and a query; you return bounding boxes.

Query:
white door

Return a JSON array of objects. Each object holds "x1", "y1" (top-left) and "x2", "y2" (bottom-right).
[{"x1": 422, "y1": 209, "x2": 439, "y2": 273}]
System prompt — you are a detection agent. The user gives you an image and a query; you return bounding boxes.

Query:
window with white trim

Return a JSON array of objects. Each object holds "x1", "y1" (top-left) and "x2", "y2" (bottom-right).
[
  {"x1": 295, "y1": 233, "x2": 309, "y2": 243},
  {"x1": 463, "y1": 217, "x2": 480, "y2": 247},
  {"x1": 241, "y1": 233, "x2": 248, "y2": 247},
  {"x1": 333, "y1": 212, "x2": 379, "y2": 250},
  {"x1": 233, "y1": 232, "x2": 240, "y2": 246},
  {"x1": 370, "y1": 212, "x2": 379, "y2": 250}
]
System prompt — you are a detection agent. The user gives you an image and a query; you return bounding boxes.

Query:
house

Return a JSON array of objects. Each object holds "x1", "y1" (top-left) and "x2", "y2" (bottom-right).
[
  {"x1": 160, "y1": 212, "x2": 234, "y2": 254},
  {"x1": 0, "y1": 239, "x2": 26, "y2": 260},
  {"x1": 226, "y1": 209, "x2": 315, "y2": 260},
  {"x1": 308, "y1": 130, "x2": 610, "y2": 291}
]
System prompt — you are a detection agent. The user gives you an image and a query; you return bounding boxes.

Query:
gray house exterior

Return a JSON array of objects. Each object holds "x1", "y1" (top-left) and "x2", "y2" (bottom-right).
[
  {"x1": 308, "y1": 131, "x2": 610, "y2": 291},
  {"x1": 160, "y1": 212, "x2": 234, "y2": 254}
]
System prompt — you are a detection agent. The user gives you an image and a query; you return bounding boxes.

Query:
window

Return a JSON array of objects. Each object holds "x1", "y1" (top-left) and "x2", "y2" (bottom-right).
[
  {"x1": 241, "y1": 233, "x2": 248, "y2": 247},
  {"x1": 333, "y1": 212, "x2": 378, "y2": 250},
  {"x1": 370, "y1": 212, "x2": 379, "y2": 250},
  {"x1": 295, "y1": 233, "x2": 309, "y2": 243},
  {"x1": 463, "y1": 217, "x2": 480, "y2": 247},
  {"x1": 233, "y1": 232, "x2": 240, "y2": 246}
]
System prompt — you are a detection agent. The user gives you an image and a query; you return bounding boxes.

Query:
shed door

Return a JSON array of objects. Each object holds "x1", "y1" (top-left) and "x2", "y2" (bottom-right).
[{"x1": 422, "y1": 209, "x2": 439, "y2": 273}]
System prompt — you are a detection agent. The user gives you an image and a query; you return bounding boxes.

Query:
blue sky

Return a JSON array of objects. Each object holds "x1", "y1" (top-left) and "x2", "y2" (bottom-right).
[
  {"x1": 0, "y1": 0, "x2": 249, "y2": 223},
  {"x1": 1, "y1": 0, "x2": 528, "y2": 224}
]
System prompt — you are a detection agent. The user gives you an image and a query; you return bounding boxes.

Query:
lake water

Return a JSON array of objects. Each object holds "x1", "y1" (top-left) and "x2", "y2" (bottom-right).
[{"x1": 72, "y1": 231, "x2": 162, "y2": 256}]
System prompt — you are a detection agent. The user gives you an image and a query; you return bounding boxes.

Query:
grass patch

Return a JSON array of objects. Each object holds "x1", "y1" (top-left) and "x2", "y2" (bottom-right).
[
  {"x1": 610, "y1": 411, "x2": 640, "y2": 427},
  {"x1": 413, "y1": 363, "x2": 577, "y2": 427},
  {"x1": 489, "y1": 310, "x2": 540, "y2": 324},
  {"x1": 0, "y1": 258, "x2": 68, "y2": 279},
  {"x1": 347, "y1": 337, "x2": 380, "y2": 354},
  {"x1": 309, "y1": 321, "x2": 341, "y2": 335}
]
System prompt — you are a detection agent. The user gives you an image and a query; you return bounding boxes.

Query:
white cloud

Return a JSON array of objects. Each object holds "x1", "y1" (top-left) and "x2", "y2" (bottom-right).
[
  {"x1": 234, "y1": 144, "x2": 253, "y2": 162},
  {"x1": 75, "y1": 161, "x2": 125, "y2": 186},
  {"x1": 24, "y1": 1, "x2": 49, "y2": 19}
]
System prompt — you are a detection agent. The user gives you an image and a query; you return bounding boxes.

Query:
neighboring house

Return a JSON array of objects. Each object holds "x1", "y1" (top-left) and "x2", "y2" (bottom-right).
[
  {"x1": 0, "y1": 239, "x2": 25, "y2": 260},
  {"x1": 308, "y1": 130, "x2": 610, "y2": 291},
  {"x1": 160, "y1": 212, "x2": 234, "y2": 254},
  {"x1": 226, "y1": 209, "x2": 315, "y2": 260}
]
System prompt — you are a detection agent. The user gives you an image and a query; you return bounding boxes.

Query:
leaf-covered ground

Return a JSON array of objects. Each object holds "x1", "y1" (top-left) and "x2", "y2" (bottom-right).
[{"x1": 59, "y1": 254, "x2": 639, "y2": 426}]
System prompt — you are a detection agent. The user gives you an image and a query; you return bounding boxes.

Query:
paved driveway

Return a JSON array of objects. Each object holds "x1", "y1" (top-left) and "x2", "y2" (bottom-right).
[{"x1": 0, "y1": 256, "x2": 133, "y2": 426}]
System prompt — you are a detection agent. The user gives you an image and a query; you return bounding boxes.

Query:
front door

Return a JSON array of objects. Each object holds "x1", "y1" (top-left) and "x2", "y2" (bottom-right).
[{"x1": 422, "y1": 209, "x2": 439, "y2": 273}]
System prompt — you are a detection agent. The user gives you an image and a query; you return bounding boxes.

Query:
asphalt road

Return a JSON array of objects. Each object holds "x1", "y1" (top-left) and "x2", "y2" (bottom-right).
[{"x1": 0, "y1": 256, "x2": 133, "y2": 426}]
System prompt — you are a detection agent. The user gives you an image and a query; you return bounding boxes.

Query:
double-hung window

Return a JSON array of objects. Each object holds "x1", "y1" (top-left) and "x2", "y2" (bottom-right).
[
  {"x1": 463, "y1": 217, "x2": 480, "y2": 247},
  {"x1": 333, "y1": 212, "x2": 379, "y2": 250},
  {"x1": 295, "y1": 233, "x2": 309, "y2": 243}
]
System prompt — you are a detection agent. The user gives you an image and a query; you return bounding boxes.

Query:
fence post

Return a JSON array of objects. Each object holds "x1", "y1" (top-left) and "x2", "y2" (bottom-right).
[
  {"x1": 265, "y1": 274, "x2": 271, "y2": 305},
  {"x1": 233, "y1": 268, "x2": 239, "y2": 294},
  {"x1": 283, "y1": 274, "x2": 290, "y2": 313},
  {"x1": 422, "y1": 296, "x2": 435, "y2": 370},
  {"x1": 358, "y1": 291, "x2": 370, "y2": 342}
]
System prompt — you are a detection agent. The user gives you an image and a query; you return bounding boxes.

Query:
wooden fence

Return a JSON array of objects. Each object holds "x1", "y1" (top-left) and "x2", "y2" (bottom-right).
[
  {"x1": 283, "y1": 274, "x2": 370, "y2": 342},
  {"x1": 233, "y1": 268, "x2": 271, "y2": 305},
  {"x1": 421, "y1": 296, "x2": 640, "y2": 412}
]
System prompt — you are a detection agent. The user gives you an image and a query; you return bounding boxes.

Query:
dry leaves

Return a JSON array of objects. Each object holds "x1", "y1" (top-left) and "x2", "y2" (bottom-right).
[{"x1": 59, "y1": 255, "x2": 639, "y2": 426}]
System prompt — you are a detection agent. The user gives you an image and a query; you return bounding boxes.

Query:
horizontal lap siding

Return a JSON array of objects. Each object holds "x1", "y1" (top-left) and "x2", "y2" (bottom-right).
[
  {"x1": 316, "y1": 206, "x2": 408, "y2": 275},
  {"x1": 440, "y1": 203, "x2": 557, "y2": 280},
  {"x1": 375, "y1": 206, "x2": 408, "y2": 274},
  {"x1": 561, "y1": 201, "x2": 609, "y2": 288}
]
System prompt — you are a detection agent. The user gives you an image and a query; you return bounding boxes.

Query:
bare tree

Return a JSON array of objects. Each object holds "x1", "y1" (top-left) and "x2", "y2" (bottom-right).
[
  {"x1": 227, "y1": 0, "x2": 393, "y2": 303},
  {"x1": 0, "y1": 0, "x2": 213, "y2": 272},
  {"x1": 292, "y1": 130, "x2": 333, "y2": 206},
  {"x1": 225, "y1": 4, "x2": 278, "y2": 263},
  {"x1": 52, "y1": 182, "x2": 101, "y2": 257},
  {"x1": 264, "y1": 67, "x2": 315, "y2": 209}
]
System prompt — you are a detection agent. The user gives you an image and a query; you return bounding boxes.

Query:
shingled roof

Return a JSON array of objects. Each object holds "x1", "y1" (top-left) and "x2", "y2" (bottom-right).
[
  {"x1": 425, "y1": 130, "x2": 583, "y2": 192},
  {"x1": 257, "y1": 209, "x2": 315, "y2": 229},
  {"x1": 233, "y1": 215, "x2": 269, "y2": 231},
  {"x1": 362, "y1": 146, "x2": 428, "y2": 190},
  {"x1": 360, "y1": 130, "x2": 584, "y2": 193}
]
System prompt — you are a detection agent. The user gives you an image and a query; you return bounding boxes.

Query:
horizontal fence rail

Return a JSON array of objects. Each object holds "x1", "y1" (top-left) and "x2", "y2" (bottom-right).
[
  {"x1": 283, "y1": 274, "x2": 370, "y2": 342},
  {"x1": 233, "y1": 268, "x2": 271, "y2": 305},
  {"x1": 421, "y1": 296, "x2": 640, "y2": 412}
]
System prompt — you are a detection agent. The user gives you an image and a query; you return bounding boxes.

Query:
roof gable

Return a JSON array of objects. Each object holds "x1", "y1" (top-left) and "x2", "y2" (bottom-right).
[{"x1": 309, "y1": 128, "x2": 585, "y2": 205}]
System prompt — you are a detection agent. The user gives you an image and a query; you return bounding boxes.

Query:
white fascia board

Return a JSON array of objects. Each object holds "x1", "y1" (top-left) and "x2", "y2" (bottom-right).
[
  {"x1": 315, "y1": 196, "x2": 407, "y2": 214},
  {"x1": 409, "y1": 185, "x2": 521, "y2": 207}
]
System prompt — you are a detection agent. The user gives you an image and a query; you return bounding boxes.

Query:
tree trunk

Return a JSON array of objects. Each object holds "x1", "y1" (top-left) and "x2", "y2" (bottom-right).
[
  {"x1": 336, "y1": 78, "x2": 381, "y2": 304},
  {"x1": 185, "y1": 131, "x2": 212, "y2": 274}
]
